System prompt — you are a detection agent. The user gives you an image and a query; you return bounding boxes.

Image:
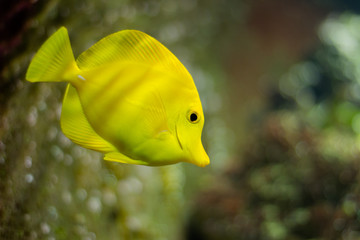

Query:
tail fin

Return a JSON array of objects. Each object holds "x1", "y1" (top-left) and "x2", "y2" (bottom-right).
[{"x1": 26, "y1": 27, "x2": 78, "y2": 83}]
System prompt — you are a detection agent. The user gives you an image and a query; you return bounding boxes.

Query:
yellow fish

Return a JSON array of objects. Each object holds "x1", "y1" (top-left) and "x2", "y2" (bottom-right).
[{"x1": 26, "y1": 27, "x2": 209, "y2": 167}]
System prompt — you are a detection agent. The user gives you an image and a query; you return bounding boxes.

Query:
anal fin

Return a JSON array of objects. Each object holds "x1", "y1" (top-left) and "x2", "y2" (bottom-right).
[
  {"x1": 60, "y1": 84, "x2": 116, "y2": 153},
  {"x1": 104, "y1": 152, "x2": 148, "y2": 165}
]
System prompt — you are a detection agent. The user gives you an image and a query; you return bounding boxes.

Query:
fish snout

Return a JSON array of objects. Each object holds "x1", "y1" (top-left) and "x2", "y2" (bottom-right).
[{"x1": 189, "y1": 142, "x2": 210, "y2": 167}]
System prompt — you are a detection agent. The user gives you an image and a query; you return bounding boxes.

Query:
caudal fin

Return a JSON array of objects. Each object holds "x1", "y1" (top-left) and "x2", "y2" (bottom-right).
[{"x1": 26, "y1": 27, "x2": 78, "y2": 83}]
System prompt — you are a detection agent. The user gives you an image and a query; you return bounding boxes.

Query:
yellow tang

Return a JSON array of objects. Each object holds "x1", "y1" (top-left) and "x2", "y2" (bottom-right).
[{"x1": 26, "y1": 27, "x2": 209, "y2": 167}]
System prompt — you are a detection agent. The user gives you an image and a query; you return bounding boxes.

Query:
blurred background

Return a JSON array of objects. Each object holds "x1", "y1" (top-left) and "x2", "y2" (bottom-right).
[{"x1": 1, "y1": 0, "x2": 360, "y2": 239}]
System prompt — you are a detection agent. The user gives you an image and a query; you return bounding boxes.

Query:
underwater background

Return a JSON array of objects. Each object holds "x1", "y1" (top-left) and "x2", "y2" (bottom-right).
[{"x1": 1, "y1": 0, "x2": 360, "y2": 239}]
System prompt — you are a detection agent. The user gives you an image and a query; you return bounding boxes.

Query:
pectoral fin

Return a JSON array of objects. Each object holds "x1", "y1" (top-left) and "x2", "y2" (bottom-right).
[{"x1": 124, "y1": 89, "x2": 168, "y2": 138}]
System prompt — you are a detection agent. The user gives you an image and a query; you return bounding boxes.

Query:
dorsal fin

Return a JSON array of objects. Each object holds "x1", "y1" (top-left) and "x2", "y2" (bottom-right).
[{"x1": 76, "y1": 30, "x2": 191, "y2": 79}]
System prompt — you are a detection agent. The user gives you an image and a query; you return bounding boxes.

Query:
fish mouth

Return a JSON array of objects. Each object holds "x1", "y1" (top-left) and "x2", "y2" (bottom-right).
[{"x1": 190, "y1": 142, "x2": 210, "y2": 167}]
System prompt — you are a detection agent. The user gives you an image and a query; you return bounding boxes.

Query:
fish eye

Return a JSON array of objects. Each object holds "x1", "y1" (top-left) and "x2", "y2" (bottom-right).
[
  {"x1": 190, "y1": 113, "x2": 197, "y2": 122},
  {"x1": 188, "y1": 111, "x2": 200, "y2": 123}
]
